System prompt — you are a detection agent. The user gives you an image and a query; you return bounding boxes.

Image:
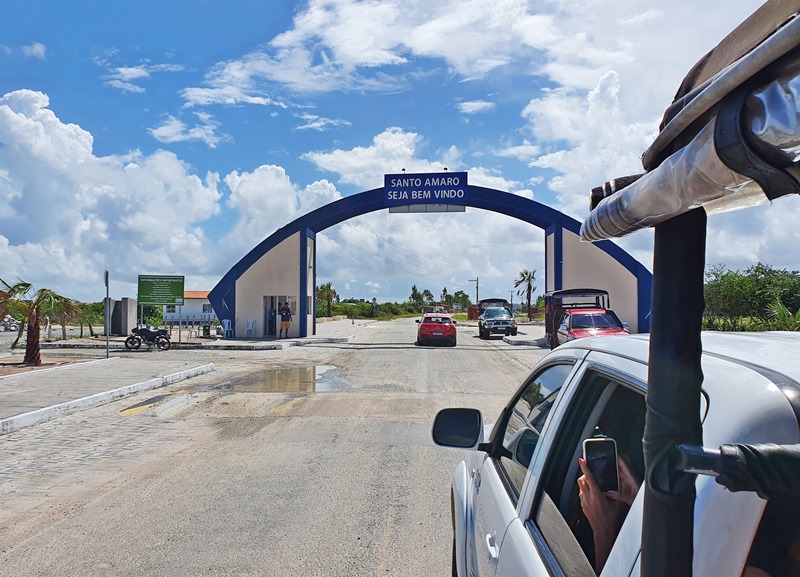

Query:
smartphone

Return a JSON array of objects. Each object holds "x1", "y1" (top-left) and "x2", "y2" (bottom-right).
[{"x1": 583, "y1": 437, "x2": 619, "y2": 492}]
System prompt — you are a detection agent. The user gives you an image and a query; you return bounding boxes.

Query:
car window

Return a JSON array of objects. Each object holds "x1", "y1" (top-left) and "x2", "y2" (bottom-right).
[
  {"x1": 498, "y1": 363, "x2": 575, "y2": 498},
  {"x1": 592, "y1": 314, "x2": 619, "y2": 328},
  {"x1": 485, "y1": 308, "x2": 510, "y2": 318},
  {"x1": 530, "y1": 370, "x2": 646, "y2": 576},
  {"x1": 570, "y1": 314, "x2": 593, "y2": 328},
  {"x1": 746, "y1": 497, "x2": 800, "y2": 576},
  {"x1": 571, "y1": 313, "x2": 621, "y2": 329}
]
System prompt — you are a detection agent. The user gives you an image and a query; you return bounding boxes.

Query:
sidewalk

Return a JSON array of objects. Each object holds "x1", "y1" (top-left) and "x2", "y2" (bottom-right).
[{"x1": 0, "y1": 319, "x2": 368, "y2": 436}]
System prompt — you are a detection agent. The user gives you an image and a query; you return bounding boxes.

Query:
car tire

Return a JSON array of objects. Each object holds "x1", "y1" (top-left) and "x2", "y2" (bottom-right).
[
  {"x1": 511, "y1": 329, "x2": 518, "y2": 336},
  {"x1": 450, "y1": 338, "x2": 457, "y2": 347}
]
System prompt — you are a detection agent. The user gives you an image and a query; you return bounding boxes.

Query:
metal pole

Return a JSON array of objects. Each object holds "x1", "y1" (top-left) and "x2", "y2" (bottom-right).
[
  {"x1": 104, "y1": 270, "x2": 109, "y2": 359},
  {"x1": 642, "y1": 208, "x2": 706, "y2": 577}
]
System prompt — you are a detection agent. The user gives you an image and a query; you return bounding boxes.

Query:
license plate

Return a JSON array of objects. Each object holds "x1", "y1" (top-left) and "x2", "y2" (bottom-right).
[{"x1": 433, "y1": 332, "x2": 443, "y2": 335}]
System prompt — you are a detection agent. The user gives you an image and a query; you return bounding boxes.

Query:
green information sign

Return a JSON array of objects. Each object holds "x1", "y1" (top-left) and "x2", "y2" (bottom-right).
[{"x1": 138, "y1": 275, "x2": 185, "y2": 305}]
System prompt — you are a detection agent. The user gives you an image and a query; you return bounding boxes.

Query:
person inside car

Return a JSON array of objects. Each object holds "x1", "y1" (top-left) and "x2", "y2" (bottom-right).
[{"x1": 577, "y1": 456, "x2": 641, "y2": 574}]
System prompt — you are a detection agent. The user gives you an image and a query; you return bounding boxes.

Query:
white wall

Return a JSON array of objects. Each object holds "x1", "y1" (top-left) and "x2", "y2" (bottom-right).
[
  {"x1": 163, "y1": 299, "x2": 214, "y2": 324},
  {"x1": 561, "y1": 230, "x2": 640, "y2": 332},
  {"x1": 546, "y1": 232, "x2": 555, "y2": 292},
  {"x1": 307, "y1": 237, "x2": 315, "y2": 335},
  {"x1": 236, "y1": 233, "x2": 301, "y2": 337}
]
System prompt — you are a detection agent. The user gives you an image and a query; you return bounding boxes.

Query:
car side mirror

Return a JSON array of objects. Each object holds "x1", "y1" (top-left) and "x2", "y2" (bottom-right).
[
  {"x1": 452, "y1": 320, "x2": 457, "y2": 324},
  {"x1": 432, "y1": 408, "x2": 484, "y2": 450},
  {"x1": 508, "y1": 428, "x2": 540, "y2": 468},
  {"x1": 622, "y1": 322, "x2": 630, "y2": 330},
  {"x1": 416, "y1": 319, "x2": 420, "y2": 323},
  {"x1": 559, "y1": 323, "x2": 568, "y2": 331}
]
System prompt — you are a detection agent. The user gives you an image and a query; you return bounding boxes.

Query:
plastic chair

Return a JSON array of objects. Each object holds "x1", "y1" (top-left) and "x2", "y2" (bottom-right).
[
  {"x1": 245, "y1": 320, "x2": 256, "y2": 338},
  {"x1": 222, "y1": 319, "x2": 233, "y2": 338}
]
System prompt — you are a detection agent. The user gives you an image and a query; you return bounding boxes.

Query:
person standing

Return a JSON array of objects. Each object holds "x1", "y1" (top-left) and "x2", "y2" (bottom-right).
[{"x1": 279, "y1": 302, "x2": 293, "y2": 338}]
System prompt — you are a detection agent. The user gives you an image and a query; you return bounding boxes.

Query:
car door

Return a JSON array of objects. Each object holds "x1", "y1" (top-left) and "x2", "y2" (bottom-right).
[
  {"x1": 495, "y1": 351, "x2": 649, "y2": 577},
  {"x1": 469, "y1": 360, "x2": 580, "y2": 577},
  {"x1": 556, "y1": 313, "x2": 570, "y2": 343}
]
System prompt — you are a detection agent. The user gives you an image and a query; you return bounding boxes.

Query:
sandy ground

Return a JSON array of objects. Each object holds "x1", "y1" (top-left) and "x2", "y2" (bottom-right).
[
  {"x1": 0, "y1": 324, "x2": 217, "y2": 376},
  {"x1": 0, "y1": 356, "x2": 94, "y2": 377},
  {"x1": 0, "y1": 326, "x2": 118, "y2": 376}
]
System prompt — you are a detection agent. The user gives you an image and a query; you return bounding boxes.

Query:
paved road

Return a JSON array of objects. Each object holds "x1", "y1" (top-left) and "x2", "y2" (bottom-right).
[{"x1": 0, "y1": 318, "x2": 548, "y2": 577}]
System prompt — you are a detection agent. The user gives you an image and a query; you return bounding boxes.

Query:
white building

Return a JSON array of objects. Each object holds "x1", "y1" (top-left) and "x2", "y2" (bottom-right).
[{"x1": 162, "y1": 291, "x2": 216, "y2": 325}]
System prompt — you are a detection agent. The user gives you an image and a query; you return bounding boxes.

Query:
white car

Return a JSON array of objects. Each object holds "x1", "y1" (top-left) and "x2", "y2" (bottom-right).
[{"x1": 432, "y1": 332, "x2": 800, "y2": 577}]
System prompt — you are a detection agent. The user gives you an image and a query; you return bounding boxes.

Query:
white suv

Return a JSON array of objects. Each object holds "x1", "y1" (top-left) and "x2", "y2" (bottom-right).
[{"x1": 433, "y1": 332, "x2": 800, "y2": 577}]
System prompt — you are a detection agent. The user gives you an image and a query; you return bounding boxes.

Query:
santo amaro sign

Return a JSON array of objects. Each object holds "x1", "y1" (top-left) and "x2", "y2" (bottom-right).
[{"x1": 384, "y1": 171, "x2": 468, "y2": 207}]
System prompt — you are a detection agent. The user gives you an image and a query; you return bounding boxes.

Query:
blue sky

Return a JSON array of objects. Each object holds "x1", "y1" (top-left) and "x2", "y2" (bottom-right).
[{"x1": 3, "y1": 0, "x2": 797, "y2": 307}]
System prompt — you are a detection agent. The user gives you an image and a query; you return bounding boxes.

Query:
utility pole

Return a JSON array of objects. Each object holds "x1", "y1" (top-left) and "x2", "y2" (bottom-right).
[
  {"x1": 508, "y1": 289, "x2": 514, "y2": 312},
  {"x1": 468, "y1": 277, "x2": 479, "y2": 304}
]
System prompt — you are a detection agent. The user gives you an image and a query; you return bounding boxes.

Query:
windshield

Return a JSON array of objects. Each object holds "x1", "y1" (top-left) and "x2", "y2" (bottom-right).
[
  {"x1": 484, "y1": 308, "x2": 511, "y2": 318},
  {"x1": 423, "y1": 316, "x2": 452, "y2": 324},
  {"x1": 570, "y1": 313, "x2": 621, "y2": 329}
]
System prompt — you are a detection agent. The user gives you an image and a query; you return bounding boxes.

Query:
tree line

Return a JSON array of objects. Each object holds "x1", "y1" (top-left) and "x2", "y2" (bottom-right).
[
  {"x1": 316, "y1": 269, "x2": 540, "y2": 321},
  {"x1": 704, "y1": 263, "x2": 800, "y2": 331}
]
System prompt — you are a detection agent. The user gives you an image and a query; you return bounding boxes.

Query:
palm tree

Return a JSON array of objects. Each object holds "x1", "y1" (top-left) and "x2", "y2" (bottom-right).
[
  {"x1": 762, "y1": 297, "x2": 800, "y2": 331},
  {"x1": 316, "y1": 282, "x2": 338, "y2": 317},
  {"x1": 514, "y1": 269, "x2": 537, "y2": 321},
  {"x1": 0, "y1": 279, "x2": 76, "y2": 365}
]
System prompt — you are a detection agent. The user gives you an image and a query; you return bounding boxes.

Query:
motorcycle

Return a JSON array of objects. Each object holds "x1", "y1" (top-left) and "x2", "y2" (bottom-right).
[{"x1": 125, "y1": 326, "x2": 171, "y2": 351}]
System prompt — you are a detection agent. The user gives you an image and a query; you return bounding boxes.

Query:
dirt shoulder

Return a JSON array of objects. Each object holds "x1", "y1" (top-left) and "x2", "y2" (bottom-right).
[{"x1": 0, "y1": 356, "x2": 95, "y2": 377}]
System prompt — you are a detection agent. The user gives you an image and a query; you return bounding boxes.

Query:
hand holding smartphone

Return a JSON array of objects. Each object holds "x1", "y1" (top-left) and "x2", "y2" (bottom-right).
[{"x1": 583, "y1": 437, "x2": 619, "y2": 492}]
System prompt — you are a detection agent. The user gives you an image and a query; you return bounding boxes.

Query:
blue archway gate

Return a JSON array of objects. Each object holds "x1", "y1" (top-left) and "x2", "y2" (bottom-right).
[{"x1": 209, "y1": 172, "x2": 652, "y2": 338}]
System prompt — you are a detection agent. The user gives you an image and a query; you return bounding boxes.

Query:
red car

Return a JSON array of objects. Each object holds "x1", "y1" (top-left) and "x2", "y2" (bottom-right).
[
  {"x1": 554, "y1": 307, "x2": 628, "y2": 346},
  {"x1": 416, "y1": 313, "x2": 457, "y2": 347}
]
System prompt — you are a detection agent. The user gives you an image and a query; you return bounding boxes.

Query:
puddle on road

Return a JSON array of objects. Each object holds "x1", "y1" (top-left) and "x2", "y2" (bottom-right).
[{"x1": 225, "y1": 365, "x2": 348, "y2": 393}]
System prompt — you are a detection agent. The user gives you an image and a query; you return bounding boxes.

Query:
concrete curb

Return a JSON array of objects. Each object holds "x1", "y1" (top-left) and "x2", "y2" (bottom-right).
[
  {"x1": 0, "y1": 363, "x2": 216, "y2": 436},
  {"x1": 503, "y1": 337, "x2": 548, "y2": 347}
]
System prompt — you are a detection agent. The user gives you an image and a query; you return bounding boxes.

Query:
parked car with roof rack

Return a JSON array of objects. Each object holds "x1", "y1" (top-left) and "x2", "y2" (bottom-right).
[
  {"x1": 555, "y1": 307, "x2": 628, "y2": 347},
  {"x1": 545, "y1": 288, "x2": 626, "y2": 349}
]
